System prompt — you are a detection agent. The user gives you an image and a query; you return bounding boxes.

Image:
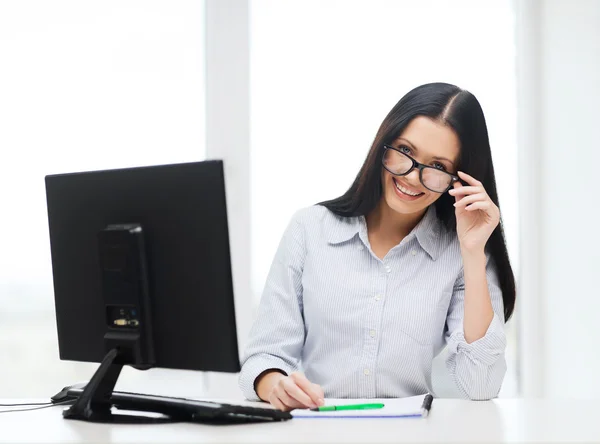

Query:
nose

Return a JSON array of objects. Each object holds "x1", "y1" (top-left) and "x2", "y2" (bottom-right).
[{"x1": 405, "y1": 168, "x2": 421, "y2": 186}]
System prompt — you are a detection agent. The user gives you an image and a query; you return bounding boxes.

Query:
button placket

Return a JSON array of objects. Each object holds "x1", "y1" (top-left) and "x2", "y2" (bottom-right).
[{"x1": 360, "y1": 271, "x2": 386, "y2": 397}]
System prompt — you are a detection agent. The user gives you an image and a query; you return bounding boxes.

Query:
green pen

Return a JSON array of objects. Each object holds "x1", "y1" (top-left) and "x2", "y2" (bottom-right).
[{"x1": 309, "y1": 403, "x2": 385, "y2": 412}]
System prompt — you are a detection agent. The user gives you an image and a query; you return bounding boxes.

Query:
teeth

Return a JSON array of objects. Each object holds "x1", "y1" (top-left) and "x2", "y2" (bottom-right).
[{"x1": 395, "y1": 180, "x2": 421, "y2": 196}]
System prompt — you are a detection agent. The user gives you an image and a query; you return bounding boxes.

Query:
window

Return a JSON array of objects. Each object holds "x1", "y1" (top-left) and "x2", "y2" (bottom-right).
[{"x1": 0, "y1": 0, "x2": 205, "y2": 397}]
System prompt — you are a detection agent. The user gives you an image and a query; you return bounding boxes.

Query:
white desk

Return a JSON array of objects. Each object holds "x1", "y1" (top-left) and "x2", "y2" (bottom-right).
[{"x1": 1, "y1": 398, "x2": 599, "y2": 443}]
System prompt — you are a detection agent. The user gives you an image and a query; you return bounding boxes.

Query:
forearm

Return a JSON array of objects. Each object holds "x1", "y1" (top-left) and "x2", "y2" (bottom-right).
[{"x1": 461, "y1": 247, "x2": 494, "y2": 343}]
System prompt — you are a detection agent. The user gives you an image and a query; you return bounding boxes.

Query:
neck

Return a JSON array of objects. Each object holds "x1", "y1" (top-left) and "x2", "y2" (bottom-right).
[{"x1": 366, "y1": 200, "x2": 427, "y2": 243}]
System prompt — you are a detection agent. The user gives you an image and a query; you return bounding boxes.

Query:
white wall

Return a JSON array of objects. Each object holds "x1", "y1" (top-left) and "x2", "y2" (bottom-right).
[
  {"x1": 518, "y1": 0, "x2": 600, "y2": 398},
  {"x1": 541, "y1": 0, "x2": 600, "y2": 398}
]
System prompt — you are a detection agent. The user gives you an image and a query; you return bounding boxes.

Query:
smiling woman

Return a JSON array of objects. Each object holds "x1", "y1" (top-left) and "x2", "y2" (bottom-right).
[
  {"x1": 239, "y1": 82, "x2": 516, "y2": 411},
  {"x1": 249, "y1": 0, "x2": 519, "y2": 399}
]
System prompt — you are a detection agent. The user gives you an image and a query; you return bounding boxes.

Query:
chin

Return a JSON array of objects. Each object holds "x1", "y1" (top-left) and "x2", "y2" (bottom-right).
[{"x1": 384, "y1": 176, "x2": 437, "y2": 215}]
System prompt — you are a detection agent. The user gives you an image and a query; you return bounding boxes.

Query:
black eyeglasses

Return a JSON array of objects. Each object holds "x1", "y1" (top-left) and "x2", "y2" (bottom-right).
[{"x1": 381, "y1": 145, "x2": 459, "y2": 193}]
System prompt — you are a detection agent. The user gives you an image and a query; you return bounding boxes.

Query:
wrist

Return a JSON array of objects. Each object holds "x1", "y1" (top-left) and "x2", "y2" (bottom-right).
[
  {"x1": 460, "y1": 246, "x2": 486, "y2": 262},
  {"x1": 255, "y1": 370, "x2": 286, "y2": 401}
]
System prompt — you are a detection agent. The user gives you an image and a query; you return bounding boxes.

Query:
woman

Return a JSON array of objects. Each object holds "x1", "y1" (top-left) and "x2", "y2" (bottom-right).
[{"x1": 239, "y1": 82, "x2": 516, "y2": 410}]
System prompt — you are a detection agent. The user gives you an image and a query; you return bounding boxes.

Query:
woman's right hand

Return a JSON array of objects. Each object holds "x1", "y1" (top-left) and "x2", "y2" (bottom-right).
[{"x1": 256, "y1": 371, "x2": 325, "y2": 411}]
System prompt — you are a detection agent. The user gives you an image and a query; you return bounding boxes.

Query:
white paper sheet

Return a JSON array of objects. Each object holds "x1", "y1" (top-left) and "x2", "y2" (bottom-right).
[{"x1": 291, "y1": 395, "x2": 427, "y2": 418}]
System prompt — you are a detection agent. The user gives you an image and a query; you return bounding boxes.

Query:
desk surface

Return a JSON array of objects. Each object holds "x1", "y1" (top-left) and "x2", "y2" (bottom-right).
[{"x1": 1, "y1": 398, "x2": 599, "y2": 443}]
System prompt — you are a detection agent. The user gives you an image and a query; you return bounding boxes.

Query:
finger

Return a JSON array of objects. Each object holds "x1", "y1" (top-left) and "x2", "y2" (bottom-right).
[
  {"x1": 457, "y1": 171, "x2": 482, "y2": 187},
  {"x1": 465, "y1": 201, "x2": 492, "y2": 211},
  {"x1": 453, "y1": 193, "x2": 487, "y2": 208},
  {"x1": 290, "y1": 372, "x2": 324, "y2": 406},
  {"x1": 448, "y1": 186, "x2": 483, "y2": 197},
  {"x1": 282, "y1": 379, "x2": 316, "y2": 408},
  {"x1": 290, "y1": 372, "x2": 325, "y2": 406},
  {"x1": 268, "y1": 392, "x2": 287, "y2": 411},
  {"x1": 312, "y1": 383, "x2": 325, "y2": 400},
  {"x1": 451, "y1": 180, "x2": 465, "y2": 202},
  {"x1": 276, "y1": 386, "x2": 306, "y2": 409}
]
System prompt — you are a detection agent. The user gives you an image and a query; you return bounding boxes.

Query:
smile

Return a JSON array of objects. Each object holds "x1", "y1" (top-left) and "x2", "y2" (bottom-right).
[{"x1": 393, "y1": 178, "x2": 424, "y2": 200}]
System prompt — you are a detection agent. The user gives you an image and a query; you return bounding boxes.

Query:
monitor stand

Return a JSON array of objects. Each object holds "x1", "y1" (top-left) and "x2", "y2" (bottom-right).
[
  {"x1": 62, "y1": 348, "x2": 177, "y2": 424},
  {"x1": 58, "y1": 349, "x2": 294, "y2": 425}
]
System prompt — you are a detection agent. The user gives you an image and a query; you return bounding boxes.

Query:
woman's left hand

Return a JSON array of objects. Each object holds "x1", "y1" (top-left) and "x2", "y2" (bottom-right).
[{"x1": 448, "y1": 171, "x2": 500, "y2": 253}]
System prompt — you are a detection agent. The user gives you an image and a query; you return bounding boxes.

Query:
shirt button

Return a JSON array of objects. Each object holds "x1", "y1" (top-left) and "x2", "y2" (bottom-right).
[
  {"x1": 410, "y1": 250, "x2": 417, "y2": 256},
  {"x1": 357, "y1": 245, "x2": 364, "y2": 251},
  {"x1": 369, "y1": 329, "x2": 376, "y2": 338},
  {"x1": 363, "y1": 368, "x2": 371, "y2": 376},
  {"x1": 385, "y1": 266, "x2": 391, "y2": 273},
  {"x1": 374, "y1": 295, "x2": 381, "y2": 301}
]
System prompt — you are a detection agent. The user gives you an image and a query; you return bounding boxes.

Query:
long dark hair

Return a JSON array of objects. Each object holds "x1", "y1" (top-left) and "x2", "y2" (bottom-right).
[{"x1": 319, "y1": 82, "x2": 515, "y2": 322}]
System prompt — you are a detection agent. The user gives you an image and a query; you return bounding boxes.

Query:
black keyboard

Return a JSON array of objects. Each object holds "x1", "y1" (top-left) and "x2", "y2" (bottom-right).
[{"x1": 65, "y1": 387, "x2": 292, "y2": 424}]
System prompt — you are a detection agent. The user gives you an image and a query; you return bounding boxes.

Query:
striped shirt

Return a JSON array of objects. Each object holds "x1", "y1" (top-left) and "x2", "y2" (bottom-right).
[{"x1": 239, "y1": 204, "x2": 506, "y2": 401}]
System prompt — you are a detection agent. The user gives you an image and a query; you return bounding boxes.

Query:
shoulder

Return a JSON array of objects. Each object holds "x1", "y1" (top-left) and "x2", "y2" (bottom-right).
[
  {"x1": 288, "y1": 204, "x2": 354, "y2": 241},
  {"x1": 289, "y1": 204, "x2": 346, "y2": 228},
  {"x1": 289, "y1": 204, "x2": 330, "y2": 225}
]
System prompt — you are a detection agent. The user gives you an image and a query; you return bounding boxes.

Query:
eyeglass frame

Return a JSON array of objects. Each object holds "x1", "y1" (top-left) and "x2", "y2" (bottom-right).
[{"x1": 381, "y1": 144, "x2": 460, "y2": 194}]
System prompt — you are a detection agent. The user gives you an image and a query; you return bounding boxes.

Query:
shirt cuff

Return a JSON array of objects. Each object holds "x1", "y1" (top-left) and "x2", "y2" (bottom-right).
[
  {"x1": 238, "y1": 354, "x2": 294, "y2": 401},
  {"x1": 446, "y1": 313, "x2": 506, "y2": 367}
]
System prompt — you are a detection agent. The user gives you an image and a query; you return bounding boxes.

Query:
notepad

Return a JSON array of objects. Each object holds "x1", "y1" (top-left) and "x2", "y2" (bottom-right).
[{"x1": 291, "y1": 395, "x2": 426, "y2": 418}]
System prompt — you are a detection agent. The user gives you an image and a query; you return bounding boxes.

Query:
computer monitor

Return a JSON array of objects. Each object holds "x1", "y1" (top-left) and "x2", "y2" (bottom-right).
[{"x1": 44, "y1": 160, "x2": 241, "y2": 422}]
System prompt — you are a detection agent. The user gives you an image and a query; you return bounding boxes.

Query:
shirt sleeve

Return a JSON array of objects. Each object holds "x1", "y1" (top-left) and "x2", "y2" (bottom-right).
[
  {"x1": 238, "y1": 212, "x2": 307, "y2": 401},
  {"x1": 444, "y1": 254, "x2": 507, "y2": 400}
]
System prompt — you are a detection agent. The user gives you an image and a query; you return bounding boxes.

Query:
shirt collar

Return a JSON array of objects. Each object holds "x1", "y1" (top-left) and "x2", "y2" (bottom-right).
[
  {"x1": 326, "y1": 213, "x2": 364, "y2": 245},
  {"x1": 326, "y1": 205, "x2": 442, "y2": 261}
]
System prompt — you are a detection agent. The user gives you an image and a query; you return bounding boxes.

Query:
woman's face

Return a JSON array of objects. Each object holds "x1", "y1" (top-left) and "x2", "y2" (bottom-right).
[{"x1": 381, "y1": 116, "x2": 461, "y2": 216}]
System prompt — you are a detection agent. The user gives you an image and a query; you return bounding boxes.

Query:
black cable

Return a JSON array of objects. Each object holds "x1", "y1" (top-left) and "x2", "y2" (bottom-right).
[
  {"x1": 0, "y1": 402, "x2": 51, "y2": 406},
  {"x1": 0, "y1": 400, "x2": 72, "y2": 414}
]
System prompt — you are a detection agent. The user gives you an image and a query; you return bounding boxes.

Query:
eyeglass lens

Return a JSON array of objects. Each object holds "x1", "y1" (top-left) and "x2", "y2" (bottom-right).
[{"x1": 383, "y1": 148, "x2": 453, "y2": 193}]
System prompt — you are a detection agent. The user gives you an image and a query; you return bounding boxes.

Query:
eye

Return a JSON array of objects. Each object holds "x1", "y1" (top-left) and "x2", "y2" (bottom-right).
[
  {"x1": 432, "y1": 161, "x2": 447, "y2": 171},
  {"x1": 398, "y1": 145, "x2": 412, "y2": 154}
]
